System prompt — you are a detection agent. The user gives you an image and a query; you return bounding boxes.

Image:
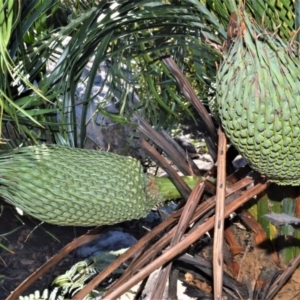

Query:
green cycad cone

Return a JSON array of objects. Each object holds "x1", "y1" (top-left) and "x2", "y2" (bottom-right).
[
  {"x1": 0, "y1": 145, "x2": 199, "y2": 226},
  {"x1": 216, "y1": 11, "x2": 300, "y2": 185},
  {"x1": 0, "y1": 145, "x2": 154, "y2": 226}
]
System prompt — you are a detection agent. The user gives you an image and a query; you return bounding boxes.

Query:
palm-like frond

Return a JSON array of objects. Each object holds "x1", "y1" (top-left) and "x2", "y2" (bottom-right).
[
  {"x1": 0, "y1": 0, "x2": 64, "y2": 146},
  {"x1": 3, "y1": 0, "x2": 297, "y2": 148},
  {"x1": 21, "y1": 0, "x2": 225, "y2": 147},
  {"x1": 43, "y1": 0, "x2": 297, "y2": 148}
]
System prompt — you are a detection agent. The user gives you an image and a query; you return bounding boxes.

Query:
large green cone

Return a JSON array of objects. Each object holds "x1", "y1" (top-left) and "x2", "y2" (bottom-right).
[
  {"x1": 0, "y1": 145, "x2": 162, "y2": 226},
  {"x1": 216, "y1": 12, "x2": 300, "y2": 185}
]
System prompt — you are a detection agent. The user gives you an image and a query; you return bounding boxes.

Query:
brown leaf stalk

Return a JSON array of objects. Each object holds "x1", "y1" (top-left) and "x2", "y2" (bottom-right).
[{"x1": 213, "y1": 128, "x2": 227, "y2": 300}]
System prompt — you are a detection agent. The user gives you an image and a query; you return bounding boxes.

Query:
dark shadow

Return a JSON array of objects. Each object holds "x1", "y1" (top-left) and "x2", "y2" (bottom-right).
[{"x1": 257, "y1": 235, "x2": 300, "y2": 254}]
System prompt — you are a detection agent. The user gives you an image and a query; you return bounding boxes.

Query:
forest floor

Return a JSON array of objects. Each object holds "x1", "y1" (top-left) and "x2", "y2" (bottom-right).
[{"x1": 1, "y1": 132, "x2": 300, "y2": 299}]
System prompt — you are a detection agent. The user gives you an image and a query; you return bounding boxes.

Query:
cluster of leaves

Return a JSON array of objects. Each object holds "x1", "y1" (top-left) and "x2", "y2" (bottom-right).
[
  {"x1": 1, "y1": 0, "x2": 226, "y2": 149},
  {"x1": 0, "y1": 0, "x2": 61, "y2": 147},
  {"x1": 3, "y1": 0, "x2": 298, "y2": 149}
]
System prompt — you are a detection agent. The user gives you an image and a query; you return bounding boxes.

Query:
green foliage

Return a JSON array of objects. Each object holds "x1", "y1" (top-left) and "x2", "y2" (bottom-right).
[
  {"x1": 2, "y1": 0, "x2": 298, "y2": 148},
  {"x1": 0, "y1": 0, "x2": 65, "y2": 147},
  {"x1": 19, "y1": 249, "x2": 127, "y2": 300},
  {"x1": 34, "y1": 0, "x2": 225, "y2": 147},
  {"x1": 0, "y1": 0, "x2": 228, "y2": 148}
]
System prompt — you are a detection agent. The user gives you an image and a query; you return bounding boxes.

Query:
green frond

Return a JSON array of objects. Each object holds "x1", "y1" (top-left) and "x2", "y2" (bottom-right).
[
  {"x1": 19, "y1": 249, "x2": 127, "y2": 299},
  {"x1": 20, "y1": 0, "x2": 225, "y2": 146}
]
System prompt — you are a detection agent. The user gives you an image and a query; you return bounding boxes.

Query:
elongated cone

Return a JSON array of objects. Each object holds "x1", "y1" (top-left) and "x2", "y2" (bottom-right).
[
  {"x1": 0, "y1": 145, "x2": 162, "y2": 226},
  {"x1": 216, "y1": 11, "x2": 300, "y2": 185}
]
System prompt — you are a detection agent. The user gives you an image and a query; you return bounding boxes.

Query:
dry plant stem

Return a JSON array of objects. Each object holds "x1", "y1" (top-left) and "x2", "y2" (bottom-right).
[
  {"x1": 213, "y1": 128, "x2": 227, "y2": 300},
  {"x1": 73, "y1": 210, "x2": 182, "y2": 299},
  {"x1": 224, "y1": 227, "x2": 244, "y2": 255},
  {"x1": 106, "y1": 178, "x2": 254, "y2": 295},
  {"x1": 223, "y1": 243, "x2": 240, "y2": 278},
  {"x1": 238, "y1": 210, "x2": 268, "y2": 246},
  {"x1": 137, "y1": 117, "x2": 202, "y2": 176},
  {"x1": 75, "y1": 177, "x2": 254, "y2": 300},
  {"x1": 267, "y1": 253, "x2": 300, "y2": 299},
  {"x1": 140, "y1": 138, "x2": 192, "y2": 199},
  {"x1": 162, "y1": 56, "x2": 217, "y2": 158},
  {"x1": 100, "y1": 182, "x2": 269, "y2": 300},
  {"x1": 160, "y1": 130, "x2": 202, "y2": 176},
  {"x1": 151, "y1": 181, "x2": 205, "y2": 299},
  {"x1": 6, "y1": 226, "x2": 106, "y2": 300},
  {"x1": 102, "y1": 187, "x2": 213, "y2": 299}
]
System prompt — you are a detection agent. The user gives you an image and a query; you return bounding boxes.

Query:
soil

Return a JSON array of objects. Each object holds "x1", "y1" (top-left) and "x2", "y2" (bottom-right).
[
  {"x1": 2, "y1": 202, "x2": 300, "y2": 300},
  {"x1": 184, "y1": 222, "x2": 300, "y2": 300},
  {"x1": 0, "y1": 206, "x2": 88, "y2": 299},
  {"x1": 0, "y1": 204, "x2": 159, "y2": 300}
]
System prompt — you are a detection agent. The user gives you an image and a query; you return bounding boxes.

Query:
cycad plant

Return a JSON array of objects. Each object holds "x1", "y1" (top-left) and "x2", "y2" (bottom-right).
[
  {"x1": 41, "y1": 0, "x2": 300, "y2": 264},
  {"x1": 3, "y1": 0, "x2": 300, "y2": 297}
]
